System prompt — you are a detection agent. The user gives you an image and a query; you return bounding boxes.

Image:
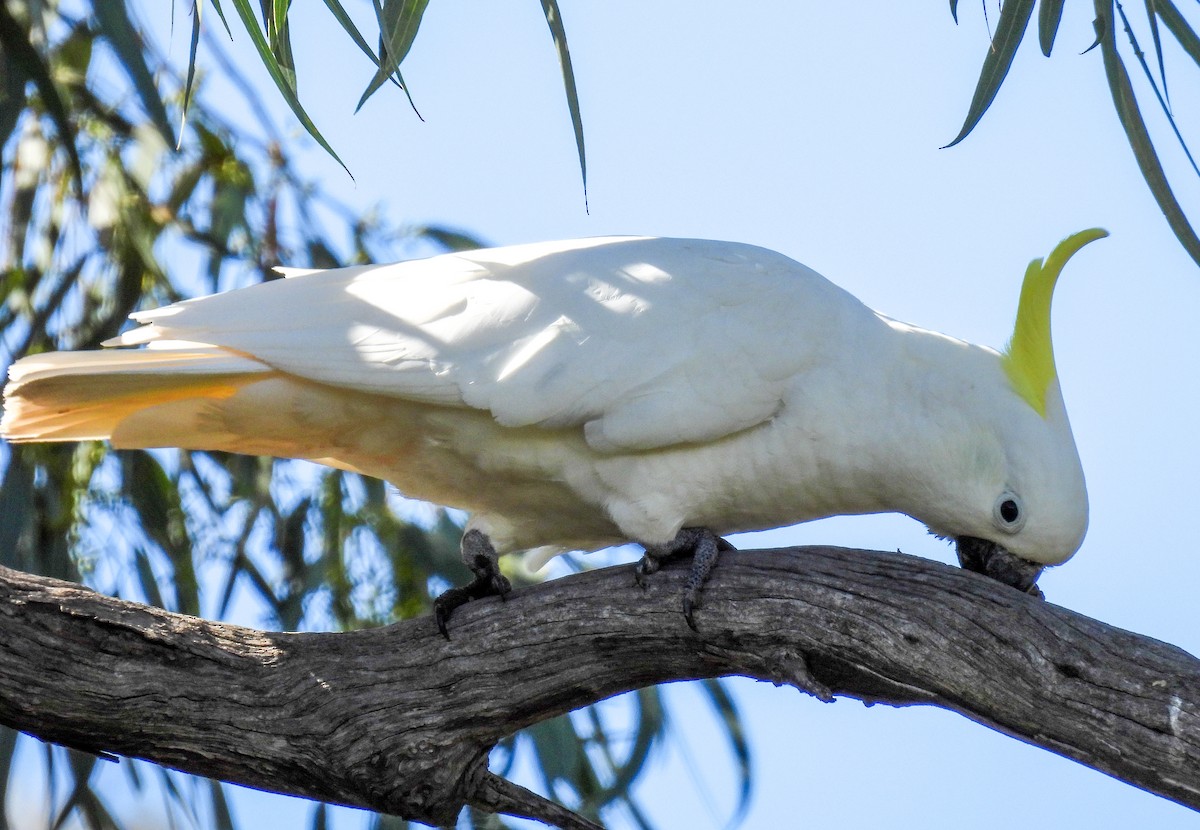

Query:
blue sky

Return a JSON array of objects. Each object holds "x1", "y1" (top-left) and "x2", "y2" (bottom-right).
[{"x1": 15, "y1": 2, "x2": 1200, "y2": 828}]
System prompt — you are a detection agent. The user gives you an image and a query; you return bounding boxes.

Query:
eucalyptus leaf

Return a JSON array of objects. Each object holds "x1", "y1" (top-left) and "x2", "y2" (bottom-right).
[
  {"x1": 0, "y1": 2, "x2": 82, "y2": 189},
  {"x1": 356, "y1": 0, "x2": 426, "y2": 114},
  {"x1": 1038, "y1": 0, "x2": 1065, "y2": 55},
  {"x1": 540, "y1": 0, "x2": 587, "y2": 202},
  {"x1": 945, "y1": 0, "x2": 1036, "y2": 147},
  {"x1": 93, "y1": 0, "x2": 175, "y2": 144},
  {"x1": 1155, "y1": 1, "x2": 1200, "y2": 65},
  {"x1": 226, "y1": 0, "x2": 351, "y2": 176},
  {"x1": 1096, "y1": 0, "x2": 1200, "y2": 265}
]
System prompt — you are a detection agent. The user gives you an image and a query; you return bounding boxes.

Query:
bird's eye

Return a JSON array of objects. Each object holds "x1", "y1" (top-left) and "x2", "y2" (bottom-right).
[{"x1": 994, "y1": 492, "x2": 1025, "y2": 533}]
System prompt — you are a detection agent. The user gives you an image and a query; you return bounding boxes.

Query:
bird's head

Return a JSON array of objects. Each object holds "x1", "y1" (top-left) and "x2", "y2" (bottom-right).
[{"x1": 941, "y1": 229, "x2": 1107, "y2": 595}]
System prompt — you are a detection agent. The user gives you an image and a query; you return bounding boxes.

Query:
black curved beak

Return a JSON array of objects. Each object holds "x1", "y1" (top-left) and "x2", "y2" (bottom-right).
[{"x1": 955, "y1": 536, "x2": 1045, "y2": 599}]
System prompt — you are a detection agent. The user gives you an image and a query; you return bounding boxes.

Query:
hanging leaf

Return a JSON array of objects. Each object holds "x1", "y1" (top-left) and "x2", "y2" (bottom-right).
[
  {"x1": 540, "y1": 0, "x2": 587, "y2": 203},
  {"x1": 1112, "y1": 0, "x2": 1199, "y2": 177},
  {"x1": 945, "y1": 0, "x2": 1036, "y2": 147},
  {"x1": 1038, "y1": 0, "x2": 1066, "y2": 55},
  {"x1": 0, "y1": 3, "x2": 82, "y2": 189},
  {"x1": 1155, "y1": 2, "x2": 1200, "y2": 66},
  {"x1": 225, "y1": 0, "x2": 351, "y2": 176},
  {"x1": 1096, "y1": 0, "x2": 1200, "y2": 266},
  {"x1": 355, "y1": 0, "x2": 426, "y2": 115},
  {"x1": 93, "y1": 0, "x2": 175, "y2": 145}
]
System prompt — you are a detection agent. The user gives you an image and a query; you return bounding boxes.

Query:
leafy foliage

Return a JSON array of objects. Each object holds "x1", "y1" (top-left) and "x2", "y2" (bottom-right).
[
  {"x1": 950, "y1": 0, "x2": 1200, "y2": 266},
  {"x1": 197, "y1": 0, "x2": 587, "y2": 192},
  {"x1": 0, "y1": 2, "x2": 745, "y2": 829}
]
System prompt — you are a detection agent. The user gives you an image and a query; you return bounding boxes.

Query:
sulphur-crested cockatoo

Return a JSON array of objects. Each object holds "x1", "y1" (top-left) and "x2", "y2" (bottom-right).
[{"x1": 1, "y1": 229, "x2": 1104, "y2": 631}]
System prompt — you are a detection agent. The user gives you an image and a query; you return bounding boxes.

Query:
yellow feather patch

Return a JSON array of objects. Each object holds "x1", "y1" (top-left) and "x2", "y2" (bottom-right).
[{"x1": 1002, "y1": 228, "x2": 1108, "y2": 416}]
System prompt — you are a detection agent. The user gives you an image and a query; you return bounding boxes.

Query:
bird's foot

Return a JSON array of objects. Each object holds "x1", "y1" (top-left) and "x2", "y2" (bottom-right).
[
  {"x1": 636, "y1": 527, "x2": 735, "y2": 631},
  {"x1": 434, "y1": 529, "x2": 512, "y2": 638},
  {"x1": 956, "y1": 536, "x2": 1045, "y2": 600}
]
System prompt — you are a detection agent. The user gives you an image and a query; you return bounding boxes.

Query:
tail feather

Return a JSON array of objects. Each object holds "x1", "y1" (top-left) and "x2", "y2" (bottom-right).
[{"x1": 2, "y1": 347, "x2": 272, "y2": 443}]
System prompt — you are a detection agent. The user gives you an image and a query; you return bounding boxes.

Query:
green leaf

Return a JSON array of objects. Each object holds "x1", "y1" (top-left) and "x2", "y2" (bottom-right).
[
  {"x1": 356, "y1": 0, "x2": 426, "y2": 115},
  {"x1": 265, "y1": 0, "x2": 297, "y2": 92},
  {"x1": 133, "y1": 547, "x2": 167, "y2": 609},
  {"x1": 1112, "y1": 0, "x2": 1199, "y2": 177},
  {"x1": 699, "y1": 678, "x2": 753, "y2": 825},
  {"x1": 1143, "y1": 0, "x2": 1169, "y2": 102},
  {"x1": 123, "y1": 451, "x2": 198, "y2": 615},
  {"x1": 92, "y1": 0, "x2": 175, "y2": 146},
  {"x1": 950, "y1": 0, "x2": 961, "y2": 25},
  {"x1": 413, "y1": 224, "x2": 488, "y2": 252},
  {"x1": 226, "y1": 0, "x2": 352, "y2": 177},
  {"x1": 1096, "y1": 0, "x2": 1200, "y2": 266},
  {"x1": 1155, "y1": 1, "x2": 1200, "y2": 66},
  {"x1": 310, "y1": 803, "x2": 328, "y2": 830},
  {"x1": 946, "y1": 0, "x2": 1036, "y2": 147},
  {"x1": 207, "y1": 0, "x2": 235, "y2": 39},
  {"x1": 0, "y1": 2, "x2": 82, "y2": 189},
  {"x1": 0, "y1": 32, "x2": 27, "y2": 151},
  {"x1": 321, "y1": 0, "x2": 380, "y2": 62},
  {"x1": 540, "y1": 0, "x2": 588, "y2": 202},
  {"x1": 209, "y1": 780, "x2": 235, "y2": 830},
  {"x1": 180, "y1": 1, "x2": 203, "y2": 145},
  {"x1": 604, "y1": 688, "x2": 664, "y2": 802},
  {"x1": 0, "y1": 450, "x2": 33, "y2": 569},
  {"x1": 1038, "y1": 0, "x2": 1065, "y2": 55}
]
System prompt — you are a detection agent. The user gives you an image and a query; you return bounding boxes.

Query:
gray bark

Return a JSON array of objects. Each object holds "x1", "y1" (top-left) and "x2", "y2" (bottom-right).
[{"x1": 0, "y1": 546, "x2": 1197, "y2": 828}]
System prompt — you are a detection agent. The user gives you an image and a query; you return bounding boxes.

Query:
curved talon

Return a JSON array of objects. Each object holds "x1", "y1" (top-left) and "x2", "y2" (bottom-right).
[
  {"x1": 633, "y1": 554, "x2": 661, "y2": 588},
  {"x1": 637, "y1": 527, "x2": 732, "y2": 629},
  {"x1": 682, "y1": 593, "x2": 699, "y2": 632}
]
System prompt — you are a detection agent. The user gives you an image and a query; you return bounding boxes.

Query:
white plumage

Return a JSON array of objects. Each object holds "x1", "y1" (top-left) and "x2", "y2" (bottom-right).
[{"x1": 2, "y1": 234, "x2": 1095, "y2": 592}]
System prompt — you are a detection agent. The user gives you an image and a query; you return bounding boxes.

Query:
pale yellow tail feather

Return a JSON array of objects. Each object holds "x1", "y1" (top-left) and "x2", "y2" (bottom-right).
[{"x1": 2, "y1": 348, "x2": 271, "y2": 443}]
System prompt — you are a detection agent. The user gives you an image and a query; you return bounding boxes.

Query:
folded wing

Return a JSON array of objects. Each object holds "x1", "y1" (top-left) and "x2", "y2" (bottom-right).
[{"x1": 17, "y1": 236, "x2": 875, "y2": 453}]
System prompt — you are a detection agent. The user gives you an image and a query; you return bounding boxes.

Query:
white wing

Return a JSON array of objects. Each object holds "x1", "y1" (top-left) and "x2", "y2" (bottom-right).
[{"x1": 113, "y1": 236, "x2": 877, "y2": 452}]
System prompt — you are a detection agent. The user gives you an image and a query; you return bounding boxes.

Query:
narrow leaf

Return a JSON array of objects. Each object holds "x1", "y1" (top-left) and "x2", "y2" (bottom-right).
[
  {"x1": 266, "y1": 0, "x2": 297, "y2": 92},
  {"x1": 699, "y1": 678, "x2": 753, "y2": 826},
  {"x1": 1113, "y1": 0, "x2": 1199, "y2": 177},
  {"x1": 1096, "y1": 0, "x2": 1200, "y2": 266},
  {"x1": 0, "y1": 3, "x2": 82, "y2": 189},
  {"x1": 93, "y1": 0, "x2": 175, "y2": 145},
  {"x1": 226, "y1": 0, "x2": 352, "y2": 176},
  {"x1": 413, "y1": 224, "x2": 488, "y2": 252},
  {"x1": 0, "y1": 26, "x2": 28, "y2": 150},
  {"x1": 356, "y1": 0, "x2": 426, "y2": 115},
  {"x1": 605, "y1": 689, "x2": 664, "y2": 799},
  {"x1": 209, "y1": 780, "x2": 235, "y2": 830},
  {"x1": 540, "y1": 0, "x2": 588, "y2": 203},
  {"x1": 1155, "y1": 1, "x2": 1200, "y2": 66},
  {"x1": 133, "y1": 548, "x2": 167, "y2": 609},
  {"x1": 180, "y1": 1, "x2": 203, "y2": 146},
  {"x1": 1038, "y1": 0, "x2": 1066, "y2": 55},
  {"x1": 950, "y1": 0, "x2": 961, "y2": 25},
  {"x1": 207, "y1": 0, "x2": 235, "y2": 38},
  {"x1": 946, "y1": 0, "x2": 1036, "y2": 147},
  {"x1": 1143, "y1": 0, "x2": 1169, "y2": 103},
  {"x1": 321, "y1": 0, "x2": 381, "y2": 62}
]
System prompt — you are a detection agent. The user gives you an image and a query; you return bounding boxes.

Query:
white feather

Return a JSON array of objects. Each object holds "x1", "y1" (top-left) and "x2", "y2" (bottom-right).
[{"x1": 2, "y1": 236, "x2": 1089, "y2": 568}]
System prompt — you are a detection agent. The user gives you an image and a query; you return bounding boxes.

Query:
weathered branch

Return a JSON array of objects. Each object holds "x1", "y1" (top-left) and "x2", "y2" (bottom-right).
[{"x1": 1, "y1": 547, "x2": 1197, "y2": 828}]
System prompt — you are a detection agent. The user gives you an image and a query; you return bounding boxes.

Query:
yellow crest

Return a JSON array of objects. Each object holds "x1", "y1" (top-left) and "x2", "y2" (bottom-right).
[{"x1": 1002, "y1": 229, "x2": 1108, "y2": 416}]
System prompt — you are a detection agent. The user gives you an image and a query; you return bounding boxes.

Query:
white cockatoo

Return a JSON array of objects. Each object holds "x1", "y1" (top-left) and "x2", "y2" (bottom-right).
[{"x1": 1, "y1": 229, "x2": 1105, "y2": 631}]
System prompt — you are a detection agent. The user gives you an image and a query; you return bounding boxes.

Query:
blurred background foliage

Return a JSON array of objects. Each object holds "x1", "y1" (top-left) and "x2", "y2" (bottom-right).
[
  {"x1": 0, "y1": 1, "x2": 746, "y2": 828},
  {"x1": 0, "y1": 0, "x2": 1197, "y2": 828}
]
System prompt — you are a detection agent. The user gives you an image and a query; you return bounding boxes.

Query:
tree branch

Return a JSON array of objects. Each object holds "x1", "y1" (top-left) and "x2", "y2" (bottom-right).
[{"x1": 1, "y1": 547, "x2": 1197, "y2": 828}]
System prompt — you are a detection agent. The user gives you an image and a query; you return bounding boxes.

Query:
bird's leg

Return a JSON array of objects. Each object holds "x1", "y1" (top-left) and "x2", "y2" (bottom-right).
[
  {"x1": 433, "y1": 528, "x2": 513, "y2": 638},
  {"x1": 636, "y1": 527, "x2": 735, "y2": 631}
]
